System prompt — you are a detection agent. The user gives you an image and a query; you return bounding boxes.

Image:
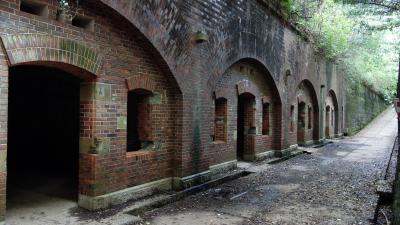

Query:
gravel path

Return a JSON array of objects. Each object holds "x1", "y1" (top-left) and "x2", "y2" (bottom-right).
[{"x1": 138, "y1": 108, "x2": 397, "y2": 225}]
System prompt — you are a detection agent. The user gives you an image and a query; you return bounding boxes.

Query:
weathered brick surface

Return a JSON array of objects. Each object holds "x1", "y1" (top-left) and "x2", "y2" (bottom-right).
[{"x1": 0, "y1": 0, "x2": 353, "y2": 218}]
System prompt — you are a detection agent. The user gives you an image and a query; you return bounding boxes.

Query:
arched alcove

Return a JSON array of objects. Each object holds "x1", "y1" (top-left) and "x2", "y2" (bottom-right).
[{"x1": 296, "y1": 80, "x2": 319, "y2": 145}]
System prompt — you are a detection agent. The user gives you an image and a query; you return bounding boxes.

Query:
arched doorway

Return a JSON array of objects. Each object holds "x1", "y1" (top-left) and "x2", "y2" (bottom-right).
[
  {"x1": 325, "y1": 105, "x2": 331, "y2": 137},
  {"x1": 297, "y1": 102, "x2": 306, "y2": 143},
  {"x1": 7, "y1": 64, "x2": 93, "y2": 218},
  {"x1": 296, "y1": 80, "x2": 319, "y2": 145},
  {"x1": 326, "y1": 90, "x2": 339, "y2": 138},
  {"x1": 237, "y1": 93, "x2": 256, "y2": 160}
]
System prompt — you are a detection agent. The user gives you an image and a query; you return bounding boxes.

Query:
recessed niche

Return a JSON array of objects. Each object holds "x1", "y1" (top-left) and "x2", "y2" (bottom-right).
[
  {"x1": 20, "y1": 0, "x2": 48, "y2": 17},
  {"x1": 72, "y1": 14, "x2": 94, "y2": 31}
]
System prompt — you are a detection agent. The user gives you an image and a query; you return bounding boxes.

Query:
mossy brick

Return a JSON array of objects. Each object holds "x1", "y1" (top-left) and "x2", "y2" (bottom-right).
[{"x1": 117, "y1": 116, "x2": 127, "y2": 129}]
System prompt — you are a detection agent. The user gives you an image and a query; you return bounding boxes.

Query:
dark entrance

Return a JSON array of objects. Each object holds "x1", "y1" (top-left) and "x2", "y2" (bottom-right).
[
  {"x1": 237, "y1": 93, "x2": 255, "y2": 160},
  {"x1": 325, "y1": 105, "x2": 331, "y2": 138},
  {"x1": 297, "y1": 102, "x2": 306, "y2": 144},
  {"x1": 7, "y1": 65, "x2": 80, "y2": 209}
]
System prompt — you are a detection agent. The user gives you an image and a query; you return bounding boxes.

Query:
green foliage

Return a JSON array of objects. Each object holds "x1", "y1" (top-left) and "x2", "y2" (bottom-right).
[
  {"x1": 281, "y1": 0, "x2": 399, "y2": 101},
  {"x1": 279, "y1": 0, "x2": 295, "y2": 12},
  {"x1": 285, "y1": 0, "x2": 353, "y2": 60},
  {"x1": 307, "y1": 1, "x2": 353, "y2": 59}
]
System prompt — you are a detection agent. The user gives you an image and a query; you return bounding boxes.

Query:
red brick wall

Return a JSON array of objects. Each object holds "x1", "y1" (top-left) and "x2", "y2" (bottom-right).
[
  {"x1": 0, "y1": 0, "x2": 347, "y2": 219},
  {"x1": 0, "y1": 0, "x2": 182, "y2": 199},
  {"x1": 209, "y1": 61, "x2": 282, "y2": 165},
  {"x1": 98, "y1": 0, "x2": 345, "y2": 176},
  {"x1": 0, "y1": 38, "x2": 7, "y2": 221}
]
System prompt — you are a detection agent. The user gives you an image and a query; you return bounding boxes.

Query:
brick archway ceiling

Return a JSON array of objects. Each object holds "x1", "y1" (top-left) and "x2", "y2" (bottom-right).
[
  {"x1": 99, "y1": 0, "x2": 186, "y2": 92},
  {"x1": 1, "y1": 34, "x2": 103, "y2": 78},
  {"x1": 297, "y1": 79, "x2": 319, "y2": 110}
]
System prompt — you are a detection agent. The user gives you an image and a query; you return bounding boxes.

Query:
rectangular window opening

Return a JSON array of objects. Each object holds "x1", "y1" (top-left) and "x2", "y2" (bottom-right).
[
  {"x1": 214, "y1": 98, "x2": 227, "y2": 142},
  {"x1": 20, "y1": 0, "x2": 48, "y2": 17},
  {"x1": 290, "y1": 105, "x2": 294, "y2": 132},
  {"x1": 308, "y1": 106, "x2": 312, "y2": 129},
  {"x1": 127, "y1": 90, "x2": 153, "y2": 152},
  {"x1": 262, "y1": 102, "x2": 270, "y2": 135}
]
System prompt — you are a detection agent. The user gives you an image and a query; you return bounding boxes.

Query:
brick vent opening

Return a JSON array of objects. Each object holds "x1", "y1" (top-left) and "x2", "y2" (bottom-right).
[
  {"x1": 72, "y1": 14, "x2": 95, "y2": 31},
  {"x1": 20, "y1": 0, "x2": 48, "y2": 17}
]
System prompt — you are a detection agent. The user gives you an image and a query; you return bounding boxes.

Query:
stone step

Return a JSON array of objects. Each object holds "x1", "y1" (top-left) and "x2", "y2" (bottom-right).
[{"x1": 376, "y1": 179, "x2": 393, "y2": 195}]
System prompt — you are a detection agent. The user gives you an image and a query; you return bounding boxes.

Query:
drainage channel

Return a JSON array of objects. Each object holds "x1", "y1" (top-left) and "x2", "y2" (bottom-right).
[{"x1": 127, "y1": 170, "x2": 254, "y2": 216}]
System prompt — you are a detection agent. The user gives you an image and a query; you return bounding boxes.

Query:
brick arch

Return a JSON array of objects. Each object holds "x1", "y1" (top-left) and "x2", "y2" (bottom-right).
[
  {"x1": 214, "y1": 88, "x2": 230, "y2": 100},
  {"x1": 126, "y1": 75, "x2": 156, "y2": 93},
  {"x1": 224, "y1": 58, "x2": 282, "y2": 105},
  {"x1": 207, "y1": 16, "x2": 284, "y2": 95},
  {"x1": 1, "y1": 34, "x2": 104, "y2": 77},
  {"x1": 296, "y1": 79, "x2": 320, "y2": 141},
  {"x1": 296, "y1": 92, "x2": 307, "y2": 105},
  {"x1": 98, "y1": 0, "x2": 186, "y2": 91},
  {"x1": 213, "y1": 57, "x2": 283, "y2": 153},
  {"x1": 236, "y1": 80, "x2": 257, "y2": 97}
]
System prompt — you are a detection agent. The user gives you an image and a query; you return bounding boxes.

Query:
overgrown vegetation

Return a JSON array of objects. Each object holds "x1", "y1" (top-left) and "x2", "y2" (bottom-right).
[{"x1": 278, "y1": 0, "x2": 399, "y2": 101}]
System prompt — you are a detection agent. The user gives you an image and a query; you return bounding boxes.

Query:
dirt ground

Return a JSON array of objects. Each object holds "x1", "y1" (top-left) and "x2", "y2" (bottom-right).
[{"x1": 137, "y1": 107, "x2": 397, "y2": 225}]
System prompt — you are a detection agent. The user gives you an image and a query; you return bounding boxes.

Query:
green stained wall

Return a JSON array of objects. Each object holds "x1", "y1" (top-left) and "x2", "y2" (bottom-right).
[{"x1": 345, "y1": 77, "x2": 387, "y2": 135}]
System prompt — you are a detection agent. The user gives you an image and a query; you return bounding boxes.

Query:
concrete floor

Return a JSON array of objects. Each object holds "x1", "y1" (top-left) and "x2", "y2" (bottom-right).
[
  {"x1": 4, "y1": 107, "x2": 397, "y2": 225},
  {"x1": 6, "y1": 174, "x2": 137, "y2": 225},
  {"x1": 6, "y1": 174, "x2": 79, "y2": 225}
]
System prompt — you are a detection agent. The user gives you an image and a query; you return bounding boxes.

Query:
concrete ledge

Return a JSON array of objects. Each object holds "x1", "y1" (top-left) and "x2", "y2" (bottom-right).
[
  {"x1": 334, "y1": 133, "x2": 344, "y2": 138},
  {"x1": 276, "y1": 144, "x2": 298, "y2": 157},
  {"x1": 78, "y1": 178, "x2": 172, "y2": 210},
  {"x1": 172, "y1": 170, "x2": 211, "y2": 190},
  {"x1": 298, "y1": 140, "x2": 315, "y2": 146},
  {"x1": 209, "y1": 160, "x2": 237, "y2": 175},
  {"x1": 255, "y1": 150, "x2": 275, "y2": 161}
]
